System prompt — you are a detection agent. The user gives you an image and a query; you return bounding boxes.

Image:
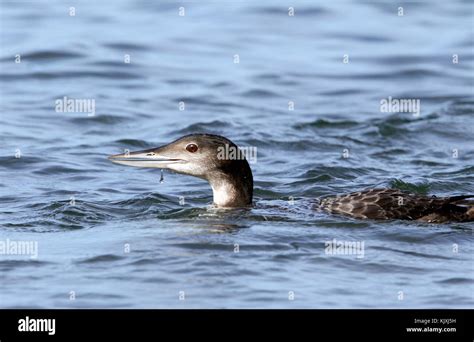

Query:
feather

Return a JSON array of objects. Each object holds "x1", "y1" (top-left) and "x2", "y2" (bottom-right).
[{"x1": 317, "y1": 189, "x2": 473, "y2": 222}]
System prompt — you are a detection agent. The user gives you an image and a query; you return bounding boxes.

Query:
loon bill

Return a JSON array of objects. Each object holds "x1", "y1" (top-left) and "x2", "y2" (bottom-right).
[{"x1": 108, "y1": 133, "x2": 474, "y2": 223}]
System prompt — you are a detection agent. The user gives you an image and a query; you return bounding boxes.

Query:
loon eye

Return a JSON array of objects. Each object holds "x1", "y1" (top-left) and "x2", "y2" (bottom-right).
[{"x1": 186, "y1": 143, "x2": 198, "y2": 153}]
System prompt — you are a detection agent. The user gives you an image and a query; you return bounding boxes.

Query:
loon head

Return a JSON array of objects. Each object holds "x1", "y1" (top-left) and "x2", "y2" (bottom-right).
[{"x1": 108, "y1": 134, "x2": 253, "y2": 208}]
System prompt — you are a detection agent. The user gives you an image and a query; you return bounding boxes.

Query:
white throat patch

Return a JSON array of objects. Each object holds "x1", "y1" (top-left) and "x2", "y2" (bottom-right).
[{"x1": 211, "y1": 183, "x2": 236, "y2": 207}]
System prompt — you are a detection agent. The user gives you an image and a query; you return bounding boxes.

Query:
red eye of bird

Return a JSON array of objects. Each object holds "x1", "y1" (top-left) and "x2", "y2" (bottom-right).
[{"x1": 186, "y1": 143, "x2": 198, "y2": 153}]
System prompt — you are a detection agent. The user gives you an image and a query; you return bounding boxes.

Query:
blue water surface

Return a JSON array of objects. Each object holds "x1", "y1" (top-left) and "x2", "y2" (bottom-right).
[{"x1": 0, "y1": 0, "x2": 473, "y2": 308}]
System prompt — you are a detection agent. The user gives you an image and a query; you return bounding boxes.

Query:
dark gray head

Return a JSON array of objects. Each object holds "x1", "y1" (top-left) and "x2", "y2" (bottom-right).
[{"x1": 108, "y1": 134, "x2": 253, "y2": 207}]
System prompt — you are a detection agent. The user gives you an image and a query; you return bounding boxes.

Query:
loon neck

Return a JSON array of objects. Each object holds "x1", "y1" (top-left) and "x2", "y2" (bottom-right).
[{"x1": 206, "y1": 161, "x2": 253, "y2": 208}]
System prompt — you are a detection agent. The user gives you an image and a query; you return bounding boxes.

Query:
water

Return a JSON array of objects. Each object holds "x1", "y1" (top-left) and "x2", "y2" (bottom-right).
[{"x1": 0, "y1": 0, "x2": 473, "y2": 308}]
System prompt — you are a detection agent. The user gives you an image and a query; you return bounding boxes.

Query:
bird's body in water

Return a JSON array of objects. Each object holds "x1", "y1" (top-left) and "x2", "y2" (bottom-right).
[
  {"x1": 109, "y1": 134, "x2": 474, "y2": 223},
  {"x1": 318, "y1": 188, "x2": 473, "y2": 223}
]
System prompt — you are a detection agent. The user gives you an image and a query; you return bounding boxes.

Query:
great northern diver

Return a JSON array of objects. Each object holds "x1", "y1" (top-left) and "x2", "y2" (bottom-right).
[{"x1": 109, "y1": 134, "x2": 474, "y2": 223}]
